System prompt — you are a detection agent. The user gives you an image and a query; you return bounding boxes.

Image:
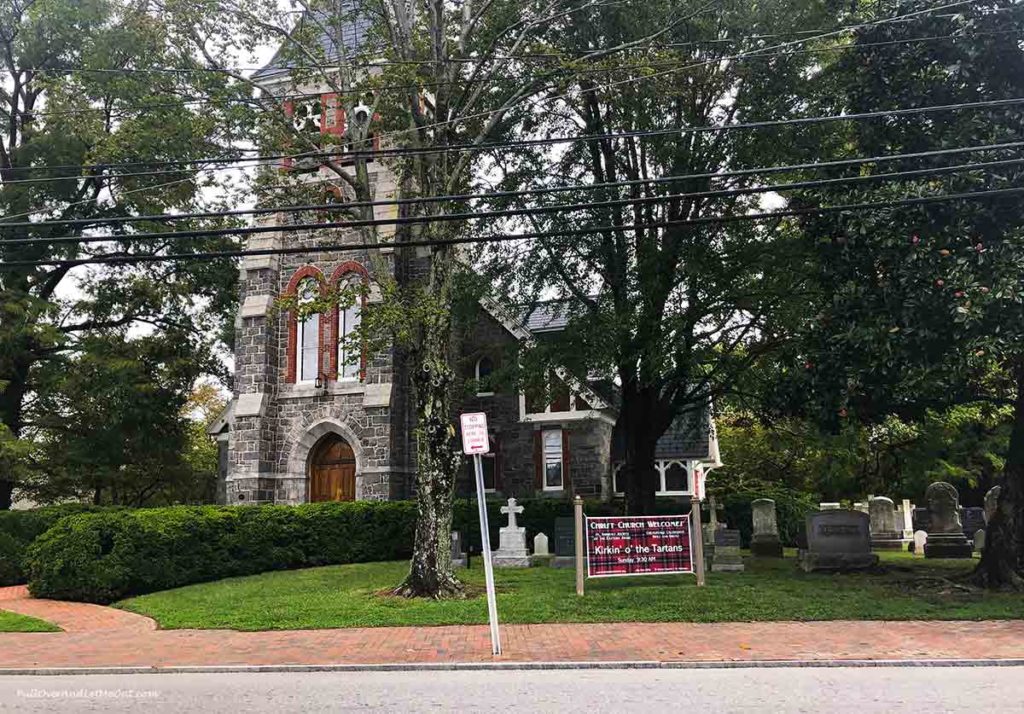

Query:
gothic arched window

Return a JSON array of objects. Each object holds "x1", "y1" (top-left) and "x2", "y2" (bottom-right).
[
  {"x1": 284, "y1": 266, "x2": 326, "y2": 384},
  {"x1": 296, "y1": 278, "x2": 321, "y2": 383},
  {"x1": 330, "y1": 262, "x2": 369, "y2": 382}
]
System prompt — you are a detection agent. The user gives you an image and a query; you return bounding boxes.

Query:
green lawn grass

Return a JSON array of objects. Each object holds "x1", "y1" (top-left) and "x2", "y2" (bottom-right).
[
  {"x1": 116, "y1": 551, "x2": 1024, "y2": 631},
  {"x1": 0, "y1": 609, "x2": 60, "y2": 633}
]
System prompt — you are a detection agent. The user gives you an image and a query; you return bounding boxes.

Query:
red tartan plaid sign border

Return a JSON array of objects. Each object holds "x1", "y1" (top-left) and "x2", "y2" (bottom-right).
[{"x1": 585, "y1": 514, "x2": 694, "y2": 578}]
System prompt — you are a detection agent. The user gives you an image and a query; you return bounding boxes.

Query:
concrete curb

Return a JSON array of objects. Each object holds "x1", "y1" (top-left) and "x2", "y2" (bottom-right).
[{"x1": 2, "y1": 659, "x2": 1024, "y2": 676}]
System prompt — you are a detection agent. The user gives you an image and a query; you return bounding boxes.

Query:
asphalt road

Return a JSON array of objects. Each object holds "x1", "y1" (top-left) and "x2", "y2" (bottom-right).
[{"x1": 0, "y1": 666, "x2": 1019, "y2": 713}]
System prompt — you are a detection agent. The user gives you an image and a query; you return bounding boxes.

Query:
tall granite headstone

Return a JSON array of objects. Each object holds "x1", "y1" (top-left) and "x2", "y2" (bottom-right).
[
  {"x1": 451, "y1": 531, "x2": 467, "y2": 568},
  {"x1": 923, "y1": 482, "x2": 973, "y2": 559},
  {"x1": 984, "y1": 485, "x2": 1001, "y2": 524},
  {"x1": 798, "y1": 510, "x2": 878, "y2": 572},
  {"x1": 869, "y1": 496, "x2": 903, "y2": 550},
  {"x1": 551, "y1": 516, "x2": 575, "y2": 568},
  {"x1": 750, "y1": 498, "x2": 784, "y2": 557},
  {"x1": 962, "y1": 507, "x2": 986, "y2": 541},
  {"x1": 711, "y1": 528, "x2": 744, "y2": 572}
]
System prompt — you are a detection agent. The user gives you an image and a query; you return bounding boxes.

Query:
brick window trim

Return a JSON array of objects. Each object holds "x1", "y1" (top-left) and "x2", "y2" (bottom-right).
[
  {"x1": 328, "y1": 261, "x2": 370, "y2": 382},
  {"x1": 284, "y1": 266, "x2": 327, "y2": 384}
]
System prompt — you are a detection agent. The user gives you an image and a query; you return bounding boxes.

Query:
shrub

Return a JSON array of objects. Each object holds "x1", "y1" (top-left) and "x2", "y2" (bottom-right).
[
  {"x1": 0, "y1": 504, "x2": 111, "y2": 586},
  {"x1": 26, "y1": 501, "x2": 418, "y2": 604},
  {"x1": 717, "y1": 487, "x2": 818, "y2": 547}
]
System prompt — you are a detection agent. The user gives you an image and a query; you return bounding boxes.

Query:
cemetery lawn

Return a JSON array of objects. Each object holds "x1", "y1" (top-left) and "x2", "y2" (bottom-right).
[
  {"x1": 117, "y1": 552, "x2": 1024, "y2": 631},
  {"x1": 0, "y1": 610, "x2": 60, "y2": 633}
]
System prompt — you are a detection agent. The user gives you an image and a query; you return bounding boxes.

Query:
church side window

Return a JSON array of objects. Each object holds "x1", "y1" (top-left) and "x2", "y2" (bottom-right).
[
  {"x1": 338, "y1": 281, "x2": 362, "y2": 381},
  {"x1": 542, "y1": 429, "x2": 564, "y2": 491},
  {"x1": 297, "y1": 278, "x2": 320, "y2": 383}
]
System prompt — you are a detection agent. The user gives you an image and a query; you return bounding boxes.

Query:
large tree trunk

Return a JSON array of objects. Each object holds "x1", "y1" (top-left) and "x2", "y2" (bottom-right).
[
  {"x1": 393, "y1": 247, "x2": 465, "y2": 598},
  {"x1": 620, "y1": 382, "x2": 661, "y2": 515},
  {"x1": 972, "y1": 359, "x2": 1024, "y2": 590},
  {"x1": 0, "y1": 365, "x2": 29, "y2": 511}
]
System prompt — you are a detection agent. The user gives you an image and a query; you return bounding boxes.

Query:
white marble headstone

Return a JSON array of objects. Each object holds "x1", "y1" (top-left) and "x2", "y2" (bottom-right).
[
  {"x1": 533, "y1": 532, "x2": 550, "y2": 557},
  {"x1": 913, "y1": 530, "x2": 927, "y2": 557}
]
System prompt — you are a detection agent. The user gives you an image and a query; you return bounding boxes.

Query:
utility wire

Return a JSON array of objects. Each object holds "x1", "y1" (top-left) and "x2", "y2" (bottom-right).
[
  {"x1": 3, "y1": 150, "x2": 1020, "y2": 236},
  {"x1": 1, "y1": 0, "x2": 988, "y2": 179},
  {"x1": 3, "y1": 185, "x2": 1020, "y2": 269},
  {"x1": 16, "y1": 26, "x2": 1023, "y2": 121},
  {"x1": 4, "y1": 96, "x2": 1022, "y2": 183}
]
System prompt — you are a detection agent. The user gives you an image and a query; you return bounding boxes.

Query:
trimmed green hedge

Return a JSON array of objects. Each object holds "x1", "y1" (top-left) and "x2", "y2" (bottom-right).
[
  {"x1": 26, "y1": 502, "x2": 418, "y2": 604},
  {"x1": 0, "y1": 504, "x2": 111, "y2": 586},
  {"x1": 21, "y1": 492, "x2": 801, "y2": 604}
]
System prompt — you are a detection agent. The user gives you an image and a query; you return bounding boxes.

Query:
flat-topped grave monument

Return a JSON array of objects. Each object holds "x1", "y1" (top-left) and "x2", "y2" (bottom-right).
[{"x1": 799, "y1": 510, "x2": 878, "y2": 572}]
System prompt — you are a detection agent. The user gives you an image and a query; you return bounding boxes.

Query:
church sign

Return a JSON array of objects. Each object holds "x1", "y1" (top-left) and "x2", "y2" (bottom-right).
[{"x1": 585, "y1": 514, "x2": 693, "y2": 578}]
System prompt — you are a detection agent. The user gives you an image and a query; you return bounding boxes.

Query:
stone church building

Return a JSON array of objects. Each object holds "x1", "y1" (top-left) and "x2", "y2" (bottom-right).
[{"x1": 210, "y1": 9, "x2": 720, "y2": 506}]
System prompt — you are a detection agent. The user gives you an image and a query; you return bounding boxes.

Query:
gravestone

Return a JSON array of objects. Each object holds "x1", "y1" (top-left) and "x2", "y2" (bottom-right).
[
  {"x1": 711, "y1": 528, "x2": 744, "y2": 572},
  {"x1": 923, "y1": 482, "x2": 973, "y2": 559},
  {"x1": 703, "y1": 496, "x2": 722, "y2": 566},
  {"x1": 551, "y1": 516, "x2": 576, "y2": 568},
  {"x1": 869, "y1": 496, "x2": 903, "y2": 550},
  {"x1": 912, "y1": 507, "x2": 932, "y2": 534},
  {"x1": 798, "y1": 510, "x2": 878, "y2": 572},
  {"x1": 531, "y1": 532, "x2": 552, "y2": 565},
  {"x1": 493, "y1": 497, "x2": 531, "y2": 567},
  {"x1": 819, "y1": 502, "x2": 841, "y2": 511},
  {"x1": 450, "y1": 531, "x2": 467, "y2": 568},
  {"x1": 984, "y1": 485, "x2": 1001, "y2": 524},
  {"x1": 750, "y1": 499, "x2": 784, "y2": 557},
  {"x1": 853, "y1": 502, "x2": 869, "y2": 514},
  {"x1": 900, "y1": 499, "x2": 915, "y2": 540},
  {"x1": 913, "y1": 530, "x2": 927, "y2": 557},
  {"x1": 962, "y1": 507, "x2": 986, "y2": 540},
  {"x1": 974, "y1": 528, "x2": 985, "y2": 554}
]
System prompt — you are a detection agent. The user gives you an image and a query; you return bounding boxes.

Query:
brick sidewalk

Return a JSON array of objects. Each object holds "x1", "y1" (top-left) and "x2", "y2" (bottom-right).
[{"x1": 1, "y1": 586, "x2": 1023, "y2": 669}]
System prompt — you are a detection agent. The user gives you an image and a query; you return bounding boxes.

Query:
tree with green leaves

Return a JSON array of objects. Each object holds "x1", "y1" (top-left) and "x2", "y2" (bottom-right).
[
  {"x1": 0, "y1": 0, "x2": 249, "y2": 509},
  {"x1": 779, "y1": 0, "x2": 1024, "y2": 588},
  {"x1": 199, "y1": 0, "x2": 682, "y2": 596},
  {"x1": 480, "y1": 0, "x2": 835, "y2": 513}
]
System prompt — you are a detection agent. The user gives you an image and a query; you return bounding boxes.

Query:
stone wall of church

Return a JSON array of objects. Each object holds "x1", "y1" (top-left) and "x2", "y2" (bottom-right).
[
  {"x1": 226, "y1": 226, "x2": 415, "y2": 504},
  {"x1": 454, "y1": 309, "x2": 612, "y2": 502}
]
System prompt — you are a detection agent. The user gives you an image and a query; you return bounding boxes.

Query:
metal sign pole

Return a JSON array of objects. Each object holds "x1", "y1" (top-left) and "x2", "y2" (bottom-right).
[
  {"x1": 474, "y1": 453, "x2": 502, "y2": 655},
  {"x1": 691, "y1": 498, "x2": 706, "y2": 587}
]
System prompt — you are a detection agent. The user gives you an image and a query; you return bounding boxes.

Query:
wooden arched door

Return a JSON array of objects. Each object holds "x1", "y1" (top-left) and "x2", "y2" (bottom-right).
[{"x1": 309, "y1": 434, "x2": 356, "y2": 502}]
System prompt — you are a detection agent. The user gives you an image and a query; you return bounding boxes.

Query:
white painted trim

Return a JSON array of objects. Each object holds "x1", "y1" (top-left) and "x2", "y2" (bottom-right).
[
  {"x1": 611, "y1": 459, "x2": 696, "y2": 497},
  {"x1": 521, "y1": 409, "x2": 616, "y2": 427}
]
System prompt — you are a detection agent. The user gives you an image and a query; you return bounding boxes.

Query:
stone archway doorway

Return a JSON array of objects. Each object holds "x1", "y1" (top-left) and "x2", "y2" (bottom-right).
[{"x1": 309, "y1": 433, "x2": 356, "y2": 502}]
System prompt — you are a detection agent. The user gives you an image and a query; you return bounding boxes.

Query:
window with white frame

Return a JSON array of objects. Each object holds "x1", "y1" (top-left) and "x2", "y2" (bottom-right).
[
  {"x1": 475, "y1": 356, "x2": 494, "y2": 396},
  {"x1": 337, "y1": 281, "x2": 362, "y2": 381},
  {"x1": 297, "y1": 278, "x2": 320, "y2": 383},
  {"x1": 542, "y1": 430, "x2": 564, "y2": 491},
  {"x1": 613, "y1": 461, "x2": 691, "y2": 496}
]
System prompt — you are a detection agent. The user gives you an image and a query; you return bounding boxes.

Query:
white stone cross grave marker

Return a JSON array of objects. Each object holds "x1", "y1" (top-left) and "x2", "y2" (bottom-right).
[{"x1": 501, "y1": 498, "x2": 524, "y2": 530}]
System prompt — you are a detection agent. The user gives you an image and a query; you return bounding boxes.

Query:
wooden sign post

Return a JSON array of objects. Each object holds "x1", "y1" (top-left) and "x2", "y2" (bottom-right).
[{"x1": 460, "y1": 412, "x2": 501, "y2": 655}]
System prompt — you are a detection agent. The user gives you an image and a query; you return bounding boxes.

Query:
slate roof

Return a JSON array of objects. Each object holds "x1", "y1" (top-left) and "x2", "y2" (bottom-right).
[
  {"x1": 610, "y1": 404, "x2": 714, "y2": 461},
  {"x1": 521, "y1": 299, "x2": 574, "y2": 333},
  {"x1": 252, "y1": 2, "x2": 373, "y2": 82}
]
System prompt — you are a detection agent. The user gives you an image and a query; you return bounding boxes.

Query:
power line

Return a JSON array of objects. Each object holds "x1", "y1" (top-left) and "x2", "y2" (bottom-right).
[
  {"x1": 1, "y1": 0, "x2": 988, "y2": 180},
  {"x1": 3, "y1": 152, "x2": 1020, "y2": 239},
  {"x1": 3, "y1": 185, "x2": 1021, "y2": 269},
  {"x1": 5, "y1": 95, "x2": 1022, "y2": 184},
  {"x1": 17, "y1": 26, "x2": 1022, "y2": 121}
]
